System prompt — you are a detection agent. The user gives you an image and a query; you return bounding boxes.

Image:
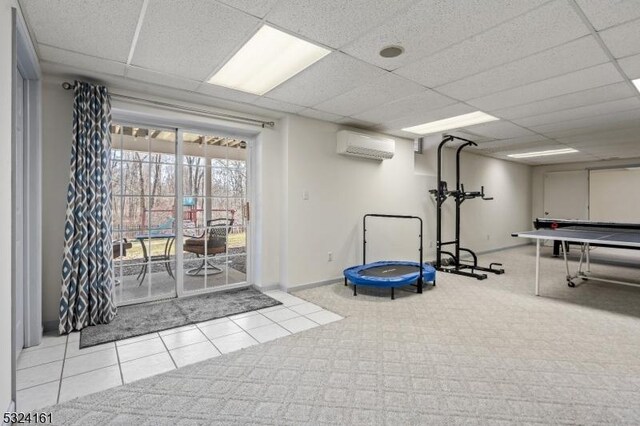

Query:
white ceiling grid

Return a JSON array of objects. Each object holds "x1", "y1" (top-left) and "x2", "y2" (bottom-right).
[{"x1": 18, "y1": 0, "x2": 640, "y2": 165}]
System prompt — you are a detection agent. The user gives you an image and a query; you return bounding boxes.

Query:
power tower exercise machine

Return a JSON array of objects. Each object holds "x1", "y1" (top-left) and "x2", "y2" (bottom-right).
[{"x1": 429, "y1": 134, "x2": 505, "y2": 280}]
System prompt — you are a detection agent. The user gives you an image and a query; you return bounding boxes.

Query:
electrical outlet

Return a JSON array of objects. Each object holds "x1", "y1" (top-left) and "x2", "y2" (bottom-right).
[
  {"x1": 328, "y1": 252, "x2": 333, "y2": 262},
  {"x1": 302, "y1": 190, "x2": 309, "y2": 200},
  {"x1": 486, "y1": 234, "x2": 491, "y2": 240}
]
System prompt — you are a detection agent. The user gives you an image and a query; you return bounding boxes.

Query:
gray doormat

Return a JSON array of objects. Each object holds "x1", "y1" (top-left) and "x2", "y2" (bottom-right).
[{"x1": 80, "y1": 287, "x2": 281, "y2": 348}]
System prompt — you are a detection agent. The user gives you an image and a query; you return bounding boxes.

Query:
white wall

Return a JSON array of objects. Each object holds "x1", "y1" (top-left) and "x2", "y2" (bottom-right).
[
  {"x1": 426, "y1": 143, "x2": 533, "y2": 255},
  {"x1": 1, "y1": 0, "x2": 14, "y2": 413},
  {"x1": 284, "y1": 116, "x2": 430, "y2": 287},
  {"x1": 39, "y1": 75, "x2": 534, "y2": 323},
  {"x1": 590, "y1": 168, "x2": 640, "y2": 222},
  {"x1": 282, "y1": 116, "x2": 533, "y2": 289},
  {"x1": 532, "y1": 157, "x2": 640, "y2": 221},
  {"x1": 41, "y1": 79, "x2": 74, "y2": 327}
]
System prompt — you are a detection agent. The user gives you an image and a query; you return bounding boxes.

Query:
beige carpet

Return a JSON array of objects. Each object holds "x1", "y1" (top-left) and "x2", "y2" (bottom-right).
[{"x1": 43, "y1": 245, "x2": 640, "y2": 424}]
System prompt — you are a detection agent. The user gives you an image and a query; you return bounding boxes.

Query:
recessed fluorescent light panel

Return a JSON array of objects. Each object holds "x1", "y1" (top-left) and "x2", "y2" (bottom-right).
[
  {"x1": 633, "y1": 78, "x2": 640, "y2": 93},
  {"x1": 507, "y1": 148, "x2": 578, "y2": 159},
  {"x1": 208, "y1": 25, "x2": 330, "y2": 95},
  {"x1": 402, "y1": 111, "x2": 499, "y2": 135}
]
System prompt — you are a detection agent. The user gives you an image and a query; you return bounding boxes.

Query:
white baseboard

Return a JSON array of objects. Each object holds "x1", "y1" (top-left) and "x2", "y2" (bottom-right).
[
  {"x1": 473, "y1": 242, "x2": 530, "y2": 256},
  {"x1": 280, "y1": 244, "x2": 528, "y2": 293},
  {"x1": 253, "y1": 283, "x2": 282, "y2": 292},
  {"x1": 285, "y1": 277, "x2": 343, "y2": 292}
]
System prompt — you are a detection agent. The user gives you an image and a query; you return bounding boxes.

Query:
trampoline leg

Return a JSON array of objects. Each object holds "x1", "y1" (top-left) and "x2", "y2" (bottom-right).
[
  {"x1": 391, "y1": 287, "x2": 394, "y2": 300},
  {"x1": 353, "y1": 285, "x2": 357, "y2": 296},
  {"x1": 433, "y1": 279, "x2": 436, "y2": 286},
  {"x1": 344, "y1": 277, "x2": 347, "y2": 286}
]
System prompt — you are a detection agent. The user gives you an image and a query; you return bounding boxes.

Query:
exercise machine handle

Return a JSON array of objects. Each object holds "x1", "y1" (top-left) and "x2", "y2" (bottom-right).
[{"x1": 480, "y1": 186, "x2": 494, "y2": 201}]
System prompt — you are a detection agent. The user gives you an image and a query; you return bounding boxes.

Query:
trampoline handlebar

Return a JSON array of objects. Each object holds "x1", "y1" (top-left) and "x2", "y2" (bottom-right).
[
  {"x1": 362, "y1": 214, "x2": 424, "y2": 287},
  {"x1": 364, "y1": 213, "x2": 423, "y2": 221}
]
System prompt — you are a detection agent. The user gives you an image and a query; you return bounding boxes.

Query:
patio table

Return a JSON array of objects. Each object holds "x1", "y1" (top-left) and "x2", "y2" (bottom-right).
[{"x1": 134, "y1": 232, "x2": 175, "y2": 284}]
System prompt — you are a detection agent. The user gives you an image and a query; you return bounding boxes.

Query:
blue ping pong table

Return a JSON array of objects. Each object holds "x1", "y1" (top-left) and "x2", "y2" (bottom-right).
[{"x1": 512, "y1": 226, "x2": 640, "y2": 296}]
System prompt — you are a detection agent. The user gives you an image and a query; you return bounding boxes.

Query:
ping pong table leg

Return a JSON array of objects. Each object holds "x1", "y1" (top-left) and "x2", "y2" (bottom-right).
[
  {"x1": 535, "y1": 239, "x2": 540, "y2": 296},
  {"x1": 560, "y1": 239, "x2": 574, "y2": 287},
  {"x1": 586, "y1": 242, "x2": 591, "y2": 272}
]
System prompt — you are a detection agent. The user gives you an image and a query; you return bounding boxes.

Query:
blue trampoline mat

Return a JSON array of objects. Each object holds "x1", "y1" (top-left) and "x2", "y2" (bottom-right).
[{"x1": 344, "y1": 260, "x2": 436, "y2": 288}]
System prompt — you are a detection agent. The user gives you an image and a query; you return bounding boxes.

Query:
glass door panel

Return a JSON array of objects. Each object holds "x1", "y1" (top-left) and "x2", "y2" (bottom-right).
[
  {"x1": 111, "y1": 125, "x2": 177, "y2": 305},
  {"x1": 181, "y1": 132, "x2": 248, "y2": 293}
]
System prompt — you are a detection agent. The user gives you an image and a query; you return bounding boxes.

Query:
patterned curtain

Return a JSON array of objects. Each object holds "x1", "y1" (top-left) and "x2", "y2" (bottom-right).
[{"x1": 60, "y1": 81, "x2": 116, "y2": 334}]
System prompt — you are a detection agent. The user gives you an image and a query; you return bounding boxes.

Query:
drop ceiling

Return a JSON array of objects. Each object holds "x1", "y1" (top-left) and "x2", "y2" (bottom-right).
[{"x1": 18, "y1": 0, "x2": 640, "y2": 165}]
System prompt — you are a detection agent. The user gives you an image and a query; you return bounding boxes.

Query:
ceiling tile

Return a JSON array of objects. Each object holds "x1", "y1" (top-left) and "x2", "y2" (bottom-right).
[
  {"x1": 580, "y1": 141, "x2": 640, "y2": 155},
  {"x1": 131, "y1": 0, "x2": 260, "y2": 80},
  {"x1": 337, "y1": 117, "x2": 378, "y2": 129},
  {"x1": 530, "y1": 108, "x2": 640, "y2": 135},
  {"x1": 491, "y1": 82, "x2": 636, "y2": 119},
  {"x1": 436, "y1": 36, "x2": 608, "y2": 100},
  {"x1": 514, "y1": 97, "x2": 640, "y2": 127},
  {"x1": 41, "y1": 61, "x2": 283, "y2": 121},
  {"x1": 253, "y1": 97, "x2": 306, "y2": 114},
  {"x1": 498, "y1": 141, "x2": 567, "y2": 155},
  {"x1": 562, "y1": 135, "x2": 640, "y2": 148},
  {"x1": 371, "y1": 102, "x2": 477, "y2": 131},
  {"x1": 313, "y1": 73, "x2": 426, "y2": 117},
  {"x1": 266, "y1": 52, "x2": 386, "y2": 107},
  {"x1": 125, "y1": 66, "x2": 200, "y2": 91},
  {"x1": 467, "y1": 63, "x2": 624, "y2": 111},
  {"x1": 19, "y1": 0, "x2": 143, "y2": 62},
  {"x1": 463, "y1": 121, "x2": 536, "y2": 140},
  {"x1": 395, "y1": 0, "x2": 589, "y2": 87},
  {"x1": 195, "y1": 83, "x2": 260, "y2": 104},
  {"x1": 298, "y1": 109, "x2": 345, "y2": 123},
  {"x1": 447, "y1": 130, "x2": 495, "y2": 144},
  {"x1": 342, "y1": 0, "x2": 546, "y2": 70},
  {"x1": 556, "y1": 126, "x2": 640, "y2": 145},
  {"x1": 618, "y1": 53, "x2": 640, "y2": 79},
  {"x1": 473, "y1": 136, "x2": 552, "y2": 151},
  {"x1": 217, "y1": 0, "x2": 279, "y2": 18},
  {"x1": 541, "y1": 117, "x2": 640, "y2": 139},
  {"x1": 599, "y1": 18, "x2": 640, "y2": 58},
  {"x1": 351, "y1": 90, "x2": 457, "y2": 125},
  {"x1": 265, "y1": 0, "x2": 415, "y2": 49},
  {"x1": 575, "y1": 0, "x2": 640, "y2": 31},
  {"x1": 38, "y1": 44, "x2": 126, "y2": 76}
]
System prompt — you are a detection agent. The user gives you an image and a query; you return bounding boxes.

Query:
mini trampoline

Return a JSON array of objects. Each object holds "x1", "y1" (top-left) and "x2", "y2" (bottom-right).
[{"x1": 343, "y1": 214, "x2": 436, "y2": 299}]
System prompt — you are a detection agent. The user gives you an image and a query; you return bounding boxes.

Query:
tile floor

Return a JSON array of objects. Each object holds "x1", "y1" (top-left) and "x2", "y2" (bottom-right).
[{"x1": 16, "y1": 290, "x2": 343, "y2": 413}]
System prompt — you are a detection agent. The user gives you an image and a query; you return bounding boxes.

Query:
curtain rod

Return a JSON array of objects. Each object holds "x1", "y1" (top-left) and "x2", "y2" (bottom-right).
[{"x1": 61, "y1": 81, "x2": 275, "y2": 128}]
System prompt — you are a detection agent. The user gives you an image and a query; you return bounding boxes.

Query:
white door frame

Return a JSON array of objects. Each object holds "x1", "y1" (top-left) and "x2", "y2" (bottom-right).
[
  {"x1": 14, "y1": 66, "x2": 25, "y2": 359},
  {"x1": 11, "y1": 4, "x2": 42, "y2": 407},
  {"x1": 15, "y1": 6, "x2": 42, "y2": 350}
]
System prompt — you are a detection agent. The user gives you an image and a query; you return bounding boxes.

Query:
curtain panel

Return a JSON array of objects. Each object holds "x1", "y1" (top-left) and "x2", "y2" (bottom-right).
[{"x1": 60, "y1": 81, "x2": 116, "y2": 334}]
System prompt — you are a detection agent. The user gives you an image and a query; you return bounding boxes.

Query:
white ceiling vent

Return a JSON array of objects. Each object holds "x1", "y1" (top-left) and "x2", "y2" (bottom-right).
[{"x1": 337, "y1": 130, "x2": 395, "y2": 160}]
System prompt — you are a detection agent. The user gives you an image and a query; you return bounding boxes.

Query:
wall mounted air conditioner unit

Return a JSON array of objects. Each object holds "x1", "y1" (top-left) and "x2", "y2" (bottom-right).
[{"x1": 336, "y1": 130, "x2": 395, "y2": 160}]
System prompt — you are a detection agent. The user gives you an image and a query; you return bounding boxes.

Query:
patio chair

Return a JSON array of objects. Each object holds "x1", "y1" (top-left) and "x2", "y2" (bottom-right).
[
  {"x1": 113, "y1": 239, "x2": 132, "y2": 287},
  {"x1": 183, "y1": 218, "x2": 234, "y2": 276},
  {"x1": 113, "y1": 239, "x2": 132, "y2": 259}
]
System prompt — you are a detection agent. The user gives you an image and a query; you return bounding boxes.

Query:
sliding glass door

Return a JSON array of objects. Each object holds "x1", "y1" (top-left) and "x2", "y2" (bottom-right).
[
  {"x1": 111, "y1": 125, "x2": 177, "y2": 305},
  {"x1": 181, "y1": 131, "x2": 248, "y2": 295},
  {"x1": 111, "y1": 124, "x2": 249, "y2": 306}
]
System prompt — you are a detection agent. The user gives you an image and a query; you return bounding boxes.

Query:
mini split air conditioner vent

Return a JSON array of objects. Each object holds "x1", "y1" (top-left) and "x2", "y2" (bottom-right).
[{"x1": 336, "y1": 130, "x2": 395, "y2": 160}]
